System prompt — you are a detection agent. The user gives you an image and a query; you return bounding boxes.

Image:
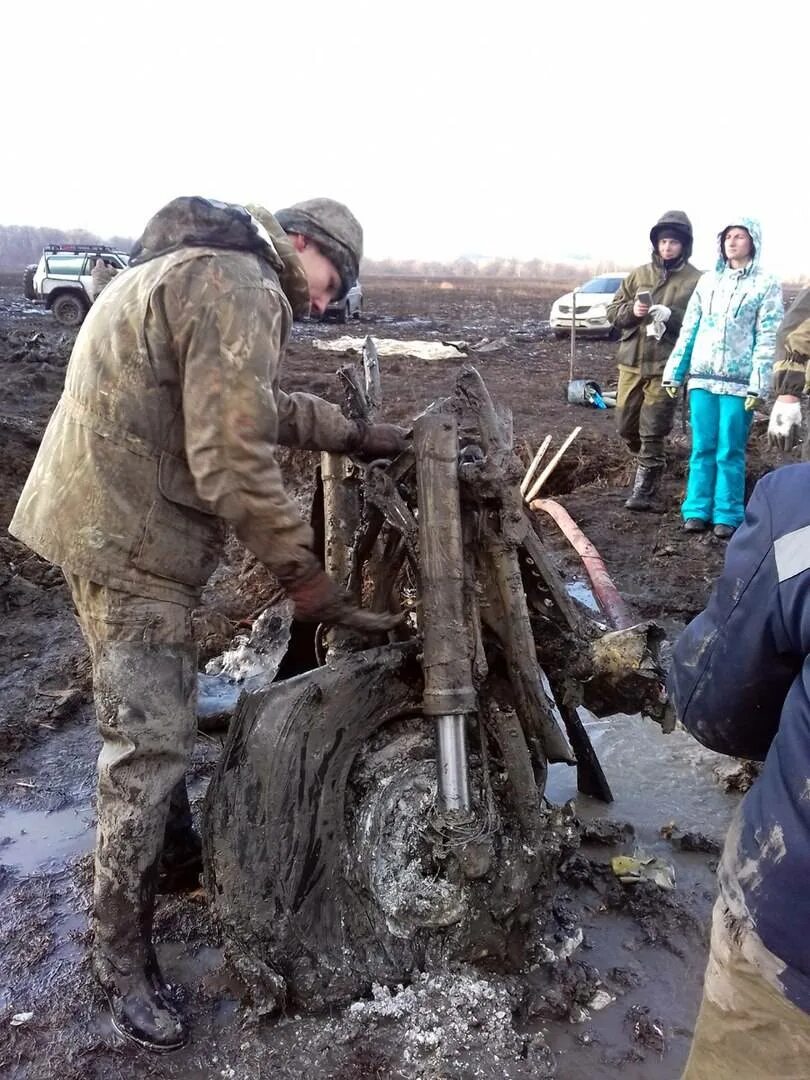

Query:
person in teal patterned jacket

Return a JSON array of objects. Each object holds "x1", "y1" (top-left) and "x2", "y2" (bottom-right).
[{"x1": 662, "y1": 217, "x2": 783, "y2": 539}]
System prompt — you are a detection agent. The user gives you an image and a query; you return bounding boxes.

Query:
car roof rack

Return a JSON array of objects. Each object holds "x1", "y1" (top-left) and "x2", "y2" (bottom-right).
[{"x1": 44, "y1": 243, "x2": 114, "y2": 254}]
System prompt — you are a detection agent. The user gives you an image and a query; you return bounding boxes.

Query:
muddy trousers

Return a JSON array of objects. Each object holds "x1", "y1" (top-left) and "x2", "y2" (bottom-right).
[
  {"x1": 616, "y1": 365, "x2": 677, "y2": 468},
  {"x1": 683, "y1": 899, "x2": 810, "y2": 1079},
  {"x1": 682, "y1": 389, "x2": 752, "y2": 528},
  {"x1": 66, "y1": 575, "x2": 197, "y2": 970}
]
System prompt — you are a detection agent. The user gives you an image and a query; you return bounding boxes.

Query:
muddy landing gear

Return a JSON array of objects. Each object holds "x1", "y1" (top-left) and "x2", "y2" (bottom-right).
[{"x1": 203, "y1": 361, "x2": 668, "y2": 1010}]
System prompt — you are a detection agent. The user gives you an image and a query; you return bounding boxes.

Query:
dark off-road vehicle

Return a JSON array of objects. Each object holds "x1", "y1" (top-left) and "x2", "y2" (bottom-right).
[{"x1": 25, "y1": 244, "x2": 129, "y2": 327}]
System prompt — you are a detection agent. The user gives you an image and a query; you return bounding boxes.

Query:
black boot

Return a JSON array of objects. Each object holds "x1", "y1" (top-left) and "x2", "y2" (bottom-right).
[
  {"x1": 93, "y1": 861, "x2": 189, "y2": 1053},
  {"x1": 624, "y1": 464, "x2": 663, "y2": 511},
  {"x1": 94, "y1": 946, "x2": 189, "y2": 1052},
  {"x1": 158, "y1": 779, "x2": 202, "y2": 894}
]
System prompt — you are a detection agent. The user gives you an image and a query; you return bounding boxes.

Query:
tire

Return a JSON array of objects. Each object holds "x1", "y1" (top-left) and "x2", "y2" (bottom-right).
[
  {"x1": 23, "y1": 265, "x2": 37, "y2": 302},
  {"x1": 51, "y1": 292, "x2": 88, "y2": 328}
]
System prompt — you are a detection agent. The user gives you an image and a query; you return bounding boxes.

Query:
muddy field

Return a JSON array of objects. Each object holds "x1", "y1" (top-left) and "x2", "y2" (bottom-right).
[{"x1": 0, "y1": 273, "x2": 789, "y2": 1078}]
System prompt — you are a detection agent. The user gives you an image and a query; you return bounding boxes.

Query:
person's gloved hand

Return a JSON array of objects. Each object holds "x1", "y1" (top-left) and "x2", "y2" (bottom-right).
[
  {"x1": 744, "y1": 394, "x2": 760, "y2": 412},
  {"x1": 768, "y1": 397, "x2": 803, "y2": 451},
  {"x1": 663, "y1": 383, "x2": 680, "y2": 400},
  {"x1": 646, "y1": 304, "x2": 672, "y2": 341},
  {"x1": 283, "y1": 565, "x2": 406, "y2": 632},
  {"x1": 349, "y1": 421, "x2": 409, "y2": 460}
]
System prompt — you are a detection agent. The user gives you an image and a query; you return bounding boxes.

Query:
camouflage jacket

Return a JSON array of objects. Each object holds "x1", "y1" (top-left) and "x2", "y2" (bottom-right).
[
  {"x1": 10, "y1": 197, "x2": 362, "y2": 602},
  {"x1": 772, "y1": 288, "x2": 810, "y2": 397},
  {"x1": 607, "y1": 259, "x2": 701, "y2": 377},
  {"x1": 90, "y1": 259, "x2": 116, "y2": 300}
]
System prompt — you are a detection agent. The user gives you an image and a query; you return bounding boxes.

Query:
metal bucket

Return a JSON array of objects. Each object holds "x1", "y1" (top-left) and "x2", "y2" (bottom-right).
[{"x1": 566, "y1": 378, "x2": 602, "y2": 405}]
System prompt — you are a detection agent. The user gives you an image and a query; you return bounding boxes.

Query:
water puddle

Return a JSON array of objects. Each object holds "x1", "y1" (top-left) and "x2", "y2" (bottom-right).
[
  {"x1": 565, "y1": 578, "x2": 601, "y2": 614},
  {"x1": 0, "y1": 804, "x2": 95, "y2": 873},
  {"x1": 547, "y1": 711, "x2": 739, "y2": 845},
  {"x1": 542, "y1": 710, "x2": 739, "y2": 1078}
]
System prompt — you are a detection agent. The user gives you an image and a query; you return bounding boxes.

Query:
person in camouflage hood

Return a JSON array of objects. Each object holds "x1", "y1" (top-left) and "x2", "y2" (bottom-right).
[
  {"x1": 9, "y1": 195, "x2": 406, "y2": 1052},
  {"x1": 90, "y1": 256, "x2": 118, "y2": 300},
  {"x1": 607, "y1": 211, "x2": 701, "y2": 510},
  {"x1": 662, "y1": 217, "x2": 784, "y2": 538},
  {"x1": 766, "y1": 289, "x2": 810, "y2": 453}
]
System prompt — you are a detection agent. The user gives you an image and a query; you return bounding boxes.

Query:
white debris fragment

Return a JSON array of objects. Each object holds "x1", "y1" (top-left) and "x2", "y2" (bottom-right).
[
  {"x1": 344, "y1": 970, "x2": 554, "y2": 1076},
  {"x1": 588, "y1": 989, "x2": 616, "y2": 1011},
  {"x1": 205, "y1": 601, "x2": 293, "y2": 682},
  {"x1": 313, "y1": 336, "x2": 468, "y2": 361},
  {"x1": 557, "y1": 928, "x2": 584, "y2": 960}
]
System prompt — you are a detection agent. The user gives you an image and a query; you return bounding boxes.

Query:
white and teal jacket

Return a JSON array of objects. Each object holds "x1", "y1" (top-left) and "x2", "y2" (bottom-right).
[{"x1": 662, "y1": 217, "x2": 783, "y2": 398}]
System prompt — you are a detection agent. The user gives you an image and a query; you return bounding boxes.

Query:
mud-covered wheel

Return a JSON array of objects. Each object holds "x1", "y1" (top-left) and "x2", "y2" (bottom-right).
[
  {"x1": 23, "y1": 265, "x2": 37, "y2": 301},
  {"x1": 202, "y1": 642, "x2": 564, "y2": 1010},
  {"x1": 51, "y1": 293, "x2": 88, "y2": 327}
]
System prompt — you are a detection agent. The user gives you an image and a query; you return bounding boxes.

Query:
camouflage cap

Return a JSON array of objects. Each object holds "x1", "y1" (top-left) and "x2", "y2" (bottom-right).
[{"x1": 275, "y1": 198, "x2": 362, "y2": 300}]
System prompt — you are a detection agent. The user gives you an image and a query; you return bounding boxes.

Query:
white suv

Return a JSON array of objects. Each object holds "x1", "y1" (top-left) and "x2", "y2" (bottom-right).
[{"x1": 29, "y1": 244, "x2": 130, "y2": 327}]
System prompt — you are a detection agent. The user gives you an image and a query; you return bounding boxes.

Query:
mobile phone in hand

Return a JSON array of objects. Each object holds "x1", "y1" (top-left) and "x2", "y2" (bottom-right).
[{"x1": 636, "y1": 290, "x2": 653, "y2": 306}]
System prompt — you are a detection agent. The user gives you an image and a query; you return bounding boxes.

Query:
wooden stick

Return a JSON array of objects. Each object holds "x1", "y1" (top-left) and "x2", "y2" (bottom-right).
[
  {"x1": 520, "y1": 435, "x2": 552, "y2": 496},
  {"x1": 525, "y1": 426, "x2": 581, "y2": 502}
]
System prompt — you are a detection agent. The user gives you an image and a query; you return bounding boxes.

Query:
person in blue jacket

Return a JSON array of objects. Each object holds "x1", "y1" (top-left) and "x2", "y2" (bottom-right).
[
  {"x1": 669, "y1": 463, "x2": 810, "y2": 1077},
  {"x1": 662, "y1": 218, "x2": 783, "y2": 539}
]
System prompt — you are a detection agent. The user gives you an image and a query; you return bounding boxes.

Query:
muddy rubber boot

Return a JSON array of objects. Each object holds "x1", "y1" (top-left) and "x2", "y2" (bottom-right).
[
  {"x1": 713, "y1": 524, "x2": 735, "y2": 540},
  {"x1": 624, "y1": 464, "x2": 663, "y2": 511},
  {"x1": 158, "y1": 779, "x2": 202, "y2": 894},
  {"x1": 93, "y1": 870, "x2": 189, "y2": 1053},
  {"x1": 684, "y1": 518, "x2": 708, "y2": 533},
  {"x1": 94, "y1": 949, "x2": 189, "y2": 1052}
]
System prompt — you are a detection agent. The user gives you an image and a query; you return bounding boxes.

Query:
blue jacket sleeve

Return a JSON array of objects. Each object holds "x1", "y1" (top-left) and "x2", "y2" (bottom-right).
[
  {"x1": 747, "y1": 277, "x2": 784, "y2": 398},
  {"x1": 669, "y1": 473, "x2": 803, "y2": 760},
  {"x1": 662, "y1": 280, "x2": 703, "y2": 386}
]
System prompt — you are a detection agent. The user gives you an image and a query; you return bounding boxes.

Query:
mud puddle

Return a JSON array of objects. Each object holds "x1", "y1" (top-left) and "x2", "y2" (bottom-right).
[
  {"x1": 548, "y1": 711, "x2": 739, "y2": 840},
  {"x1": 541, "y1": 712, "x2": 738, "y2": 1077},
  {"x1": 0, "y1": 805, "x2": 95, "y2": 873}
]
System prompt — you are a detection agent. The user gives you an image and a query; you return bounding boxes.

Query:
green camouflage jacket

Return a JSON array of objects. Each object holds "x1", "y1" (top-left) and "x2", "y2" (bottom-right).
[
  {"x1": 10, "y1": 197, "x2": 362, "y2": 602},
  {"x1": 607, "y1": 211, "x2": 701, "y2": 378},
  {"x1": 773, "y1": 288, "x2": 810, "y2": 397},
  {"x1": 608, "y1": 259, "x2": 702, "y2": 378}
]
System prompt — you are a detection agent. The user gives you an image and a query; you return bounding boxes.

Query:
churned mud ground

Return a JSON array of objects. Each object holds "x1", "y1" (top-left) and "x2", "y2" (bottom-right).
[{"x1": 0, "y1": 273, "x2": 791, "y2": 1078}]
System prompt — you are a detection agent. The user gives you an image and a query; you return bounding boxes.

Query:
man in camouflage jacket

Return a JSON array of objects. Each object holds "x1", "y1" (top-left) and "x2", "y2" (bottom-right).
[
  {"x1": 767, "y1": 288, "x2": 810, "y2": 455},
  {"x1": 90, "y1": 256, "x2": 118, "y2": 299},
  {"x1": 607, "y1": 210, "x2": 701, "y2": 510},
  {"x1": 9, "y1": 195, "x2": 405, "y2": 1051}
]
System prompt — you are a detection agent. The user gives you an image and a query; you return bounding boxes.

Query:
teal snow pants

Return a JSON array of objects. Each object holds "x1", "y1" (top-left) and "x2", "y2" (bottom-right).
[{"x1": 682, "y1": 388, "x2": 752, "y2": 528}]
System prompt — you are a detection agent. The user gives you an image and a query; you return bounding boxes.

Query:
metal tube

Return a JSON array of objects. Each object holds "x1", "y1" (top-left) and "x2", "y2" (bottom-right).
[
  {"x1": 435, "y1": 714, "x2": 472, "y2": 812},
  {"x1": 414, "y1": 414, "x2": 476, "y2": 816}
]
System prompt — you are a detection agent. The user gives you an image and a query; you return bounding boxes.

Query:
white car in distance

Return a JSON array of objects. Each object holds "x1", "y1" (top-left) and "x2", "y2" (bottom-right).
[{"x1": 549, "y1": 273, "x2": 629, "y2": 338}]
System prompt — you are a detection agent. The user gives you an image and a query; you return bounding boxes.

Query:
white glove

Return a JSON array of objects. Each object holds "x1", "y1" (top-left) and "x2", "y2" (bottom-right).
[
  {"x1": 768, "y1": 399, "x2": 803, "y2": 451},
  {"x1": 646, "y1": 304, "x2": 672, "y2": 342}
]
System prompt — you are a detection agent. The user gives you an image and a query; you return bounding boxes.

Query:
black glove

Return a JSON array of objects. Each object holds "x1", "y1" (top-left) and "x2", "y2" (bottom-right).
[
  {"x1": 283, "y1": 565, "x2": 405, "y2": 632},
  {"x1": 349, "y1": 421, "x2": 409, "y2": 460}
]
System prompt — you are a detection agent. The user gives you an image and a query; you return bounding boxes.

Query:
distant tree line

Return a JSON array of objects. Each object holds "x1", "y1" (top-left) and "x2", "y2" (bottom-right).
[
  {"x1": 0, "y1": 225, "x2": 133, "y2": 269},
  {"x1": 360, "y1": 255, "x2": 626, "y2": 280}
]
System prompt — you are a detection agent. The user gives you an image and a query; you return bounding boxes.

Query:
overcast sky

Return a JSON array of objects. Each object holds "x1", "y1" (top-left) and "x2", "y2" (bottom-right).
[{"x1": 3, "y1": 1, "x2": 805, "y2": 276}]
